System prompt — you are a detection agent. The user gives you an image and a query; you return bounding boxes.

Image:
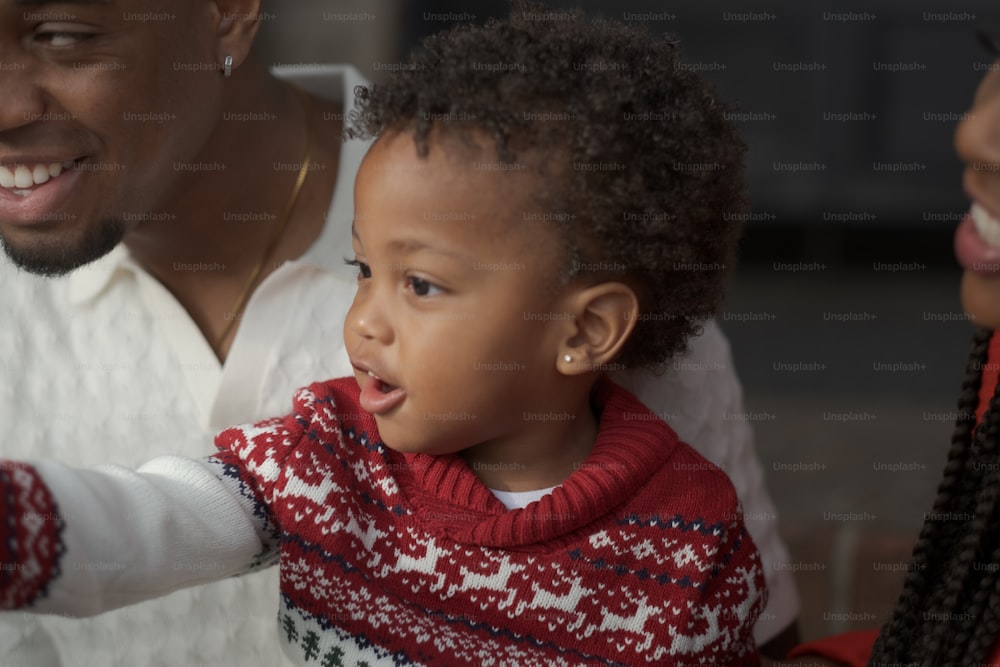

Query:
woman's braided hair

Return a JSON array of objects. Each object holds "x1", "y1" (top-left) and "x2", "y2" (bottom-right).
[{"x1": 870, "y1": 328, "x2": 1000, "y2": 666}]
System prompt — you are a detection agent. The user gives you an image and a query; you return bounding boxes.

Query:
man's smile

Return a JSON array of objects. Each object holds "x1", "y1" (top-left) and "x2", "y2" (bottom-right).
[
  {"x1": 0, "y1": 158, "x2": 87, "y2": 227},
  {"x1": 0, "y1": 160, "x2": 75, "y2": 193}
]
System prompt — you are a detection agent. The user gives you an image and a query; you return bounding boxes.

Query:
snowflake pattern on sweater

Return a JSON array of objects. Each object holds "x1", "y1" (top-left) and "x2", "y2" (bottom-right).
[
  {"x1": 0, "y1": 464, "x2": 63, "y2": 609},
  {"x1": 1, "y1": 378, "x2": 765, "y2": 666},
  {"x1": 212, "y1": 378, "x2": 765, "y2": 665}
]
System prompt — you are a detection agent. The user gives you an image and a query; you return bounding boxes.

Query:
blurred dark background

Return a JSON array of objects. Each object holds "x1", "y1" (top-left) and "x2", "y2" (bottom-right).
[{"x1": 255, "y1": 0, "x2": 998, "y2": 642}]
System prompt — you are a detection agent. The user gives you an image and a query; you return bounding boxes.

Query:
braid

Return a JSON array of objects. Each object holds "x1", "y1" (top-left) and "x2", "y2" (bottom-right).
[
  {"x1": 963, "y1": 535, "x2": 1000, "y2": 663},
  {"x1": 923, "y1": 327, "x2": 991, "y2": 547},
  {"x1": 870, "y1": 328, "x2": 993, "y2": 666},
  {"x1": 935, "y1": 444, "x2": 1000, "y2": 665},
  {"x1": 944, "y1": 351, "x2": 1000, "y2": 664},
  {"x1": 923, "y1": 399, "x2": 1000, "y2": 661},
  {"x1": 960, "y1": 431, "x2": 1000, "y2": 663}
]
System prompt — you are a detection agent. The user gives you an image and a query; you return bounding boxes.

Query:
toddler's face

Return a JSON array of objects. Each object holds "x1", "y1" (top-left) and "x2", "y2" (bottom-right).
[{"x1": 343, "y1": 130, "x2": 575, "y2": 458}]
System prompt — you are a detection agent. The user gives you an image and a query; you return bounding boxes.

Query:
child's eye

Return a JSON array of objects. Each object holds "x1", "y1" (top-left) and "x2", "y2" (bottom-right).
[
  {"x1": 406, "y1": 276, "x2": 443, "y2": 297},
  {"x1": 343, "y1": 258, "x2": 371, "y2": 279}
]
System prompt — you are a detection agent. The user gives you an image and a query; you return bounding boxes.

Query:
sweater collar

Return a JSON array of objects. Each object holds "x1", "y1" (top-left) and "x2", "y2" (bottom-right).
[{"x1": 398, "y1": 377, "x2": 681, "y2": 547}]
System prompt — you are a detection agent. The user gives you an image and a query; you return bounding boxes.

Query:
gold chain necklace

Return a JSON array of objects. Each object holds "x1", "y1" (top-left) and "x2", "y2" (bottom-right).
[{"x1": 216, "y1": 88, "x2": 314, "y2": 349}]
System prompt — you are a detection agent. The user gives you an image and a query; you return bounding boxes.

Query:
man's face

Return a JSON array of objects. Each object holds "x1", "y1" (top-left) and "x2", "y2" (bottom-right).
[{"x1": 0, "y1": 0, "x2": 224, "y2": 275}]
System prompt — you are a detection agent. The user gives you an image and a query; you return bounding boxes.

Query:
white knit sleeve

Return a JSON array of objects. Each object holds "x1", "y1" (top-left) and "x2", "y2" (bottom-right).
[
  {"x1": 611, "y1": 319, "x2": 800, "y2": 644},
  {"x1": 23, "y1": 455, "x2": 276, "y2": 618}
]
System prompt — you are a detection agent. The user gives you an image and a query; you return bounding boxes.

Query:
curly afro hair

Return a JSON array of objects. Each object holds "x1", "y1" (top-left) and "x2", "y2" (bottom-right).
[{"x1": 347, "y1": 1, "x2": 747, "y2": 370}]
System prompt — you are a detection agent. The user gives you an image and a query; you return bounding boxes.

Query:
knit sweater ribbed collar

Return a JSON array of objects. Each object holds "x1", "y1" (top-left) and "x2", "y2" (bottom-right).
[{"x1": 386, "y1": 377, "x2": 680, "y2": 548}]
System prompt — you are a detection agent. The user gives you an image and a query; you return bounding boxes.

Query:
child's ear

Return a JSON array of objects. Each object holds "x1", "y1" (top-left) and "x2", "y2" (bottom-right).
[
  {"x1": 211, "y1": 0, "x2": 264, "y2": 72},
  {"x1": 557, "y1": 282, "x2": 639, "y2": 375}
]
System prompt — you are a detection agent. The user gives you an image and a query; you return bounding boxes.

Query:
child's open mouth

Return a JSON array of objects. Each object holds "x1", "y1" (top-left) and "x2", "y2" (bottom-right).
[
  {"x1": 369, "y1": 370, "x2": 398, "y2": 393},
  {"x1": 357, "y1": 368, "x2": 406, "y2": 415}
]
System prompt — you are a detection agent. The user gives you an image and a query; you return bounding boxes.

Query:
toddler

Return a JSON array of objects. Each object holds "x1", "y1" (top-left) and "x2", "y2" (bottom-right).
[{"x1": 1, "y1": 5, "x2": 763, "y2": 665}]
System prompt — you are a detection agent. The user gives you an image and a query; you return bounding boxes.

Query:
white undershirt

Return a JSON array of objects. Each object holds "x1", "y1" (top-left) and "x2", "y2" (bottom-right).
[{"x1": 489, "y1": 486, "x2": 557, "y2": 510}]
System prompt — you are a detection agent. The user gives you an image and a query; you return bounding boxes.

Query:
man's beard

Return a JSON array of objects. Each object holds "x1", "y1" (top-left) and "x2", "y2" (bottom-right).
[{"x1": 0, "y1": 218, "x2": 127, "y2": 277}]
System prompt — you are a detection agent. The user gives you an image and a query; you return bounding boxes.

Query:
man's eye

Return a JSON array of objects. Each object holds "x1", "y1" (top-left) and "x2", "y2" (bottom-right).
[
  {"x1": 34, "y1": 25, "x2": 96, "y2": 49},
  {"x1": 407, "y1": 276, "x2": 443, "y2": 297},
  {"x1": 37, "y1": 33, "x2": 81, "y2": 47}
]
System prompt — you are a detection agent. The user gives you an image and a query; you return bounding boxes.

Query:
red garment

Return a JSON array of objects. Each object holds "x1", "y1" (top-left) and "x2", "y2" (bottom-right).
[
  {"x1": 788, "y1": 330, "x2": 1000, "y2": 665},
  {"x1": 213, "y1": 377, "x2": 765, "y2": 665},
  {"x1": 977, "y1": 331, "x2": 1000, "y2": 424},
  {"x1": 0, "y1": 377, "x2": 766, "y2": 666},
  {"x1": 785, "y1": 628, "x2": 878, "y2": 665}
]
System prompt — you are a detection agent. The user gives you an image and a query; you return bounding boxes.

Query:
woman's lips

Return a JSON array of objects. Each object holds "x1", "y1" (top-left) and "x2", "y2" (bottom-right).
[{"x1": 955, "y1": 203, "x2": 1000, "y2": 274}]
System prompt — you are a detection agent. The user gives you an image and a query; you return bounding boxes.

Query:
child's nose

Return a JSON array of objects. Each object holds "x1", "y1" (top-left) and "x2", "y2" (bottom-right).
[{"x1": 346, "y1": 289, "x2": 393, "y2": 343}]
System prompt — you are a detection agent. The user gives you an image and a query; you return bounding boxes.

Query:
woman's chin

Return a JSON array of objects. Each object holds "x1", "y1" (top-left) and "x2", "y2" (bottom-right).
[{"x1": 961, "y1": 271, "x2": 1000, "y2": 330}]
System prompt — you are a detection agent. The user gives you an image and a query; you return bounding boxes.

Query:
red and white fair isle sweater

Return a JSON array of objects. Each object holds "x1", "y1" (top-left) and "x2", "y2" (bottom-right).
[{"x1": 0, "y1": 377, "x2": 764, "y2": 666}]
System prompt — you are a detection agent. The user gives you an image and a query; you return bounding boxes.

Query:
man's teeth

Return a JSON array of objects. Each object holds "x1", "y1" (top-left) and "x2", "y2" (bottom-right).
[
  {"x1": 0, "y1": 161, "x2": 74, "y2": 189},
  {"x1": 972, "y1": 202, "x2": 1000, "y2": 248}
]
